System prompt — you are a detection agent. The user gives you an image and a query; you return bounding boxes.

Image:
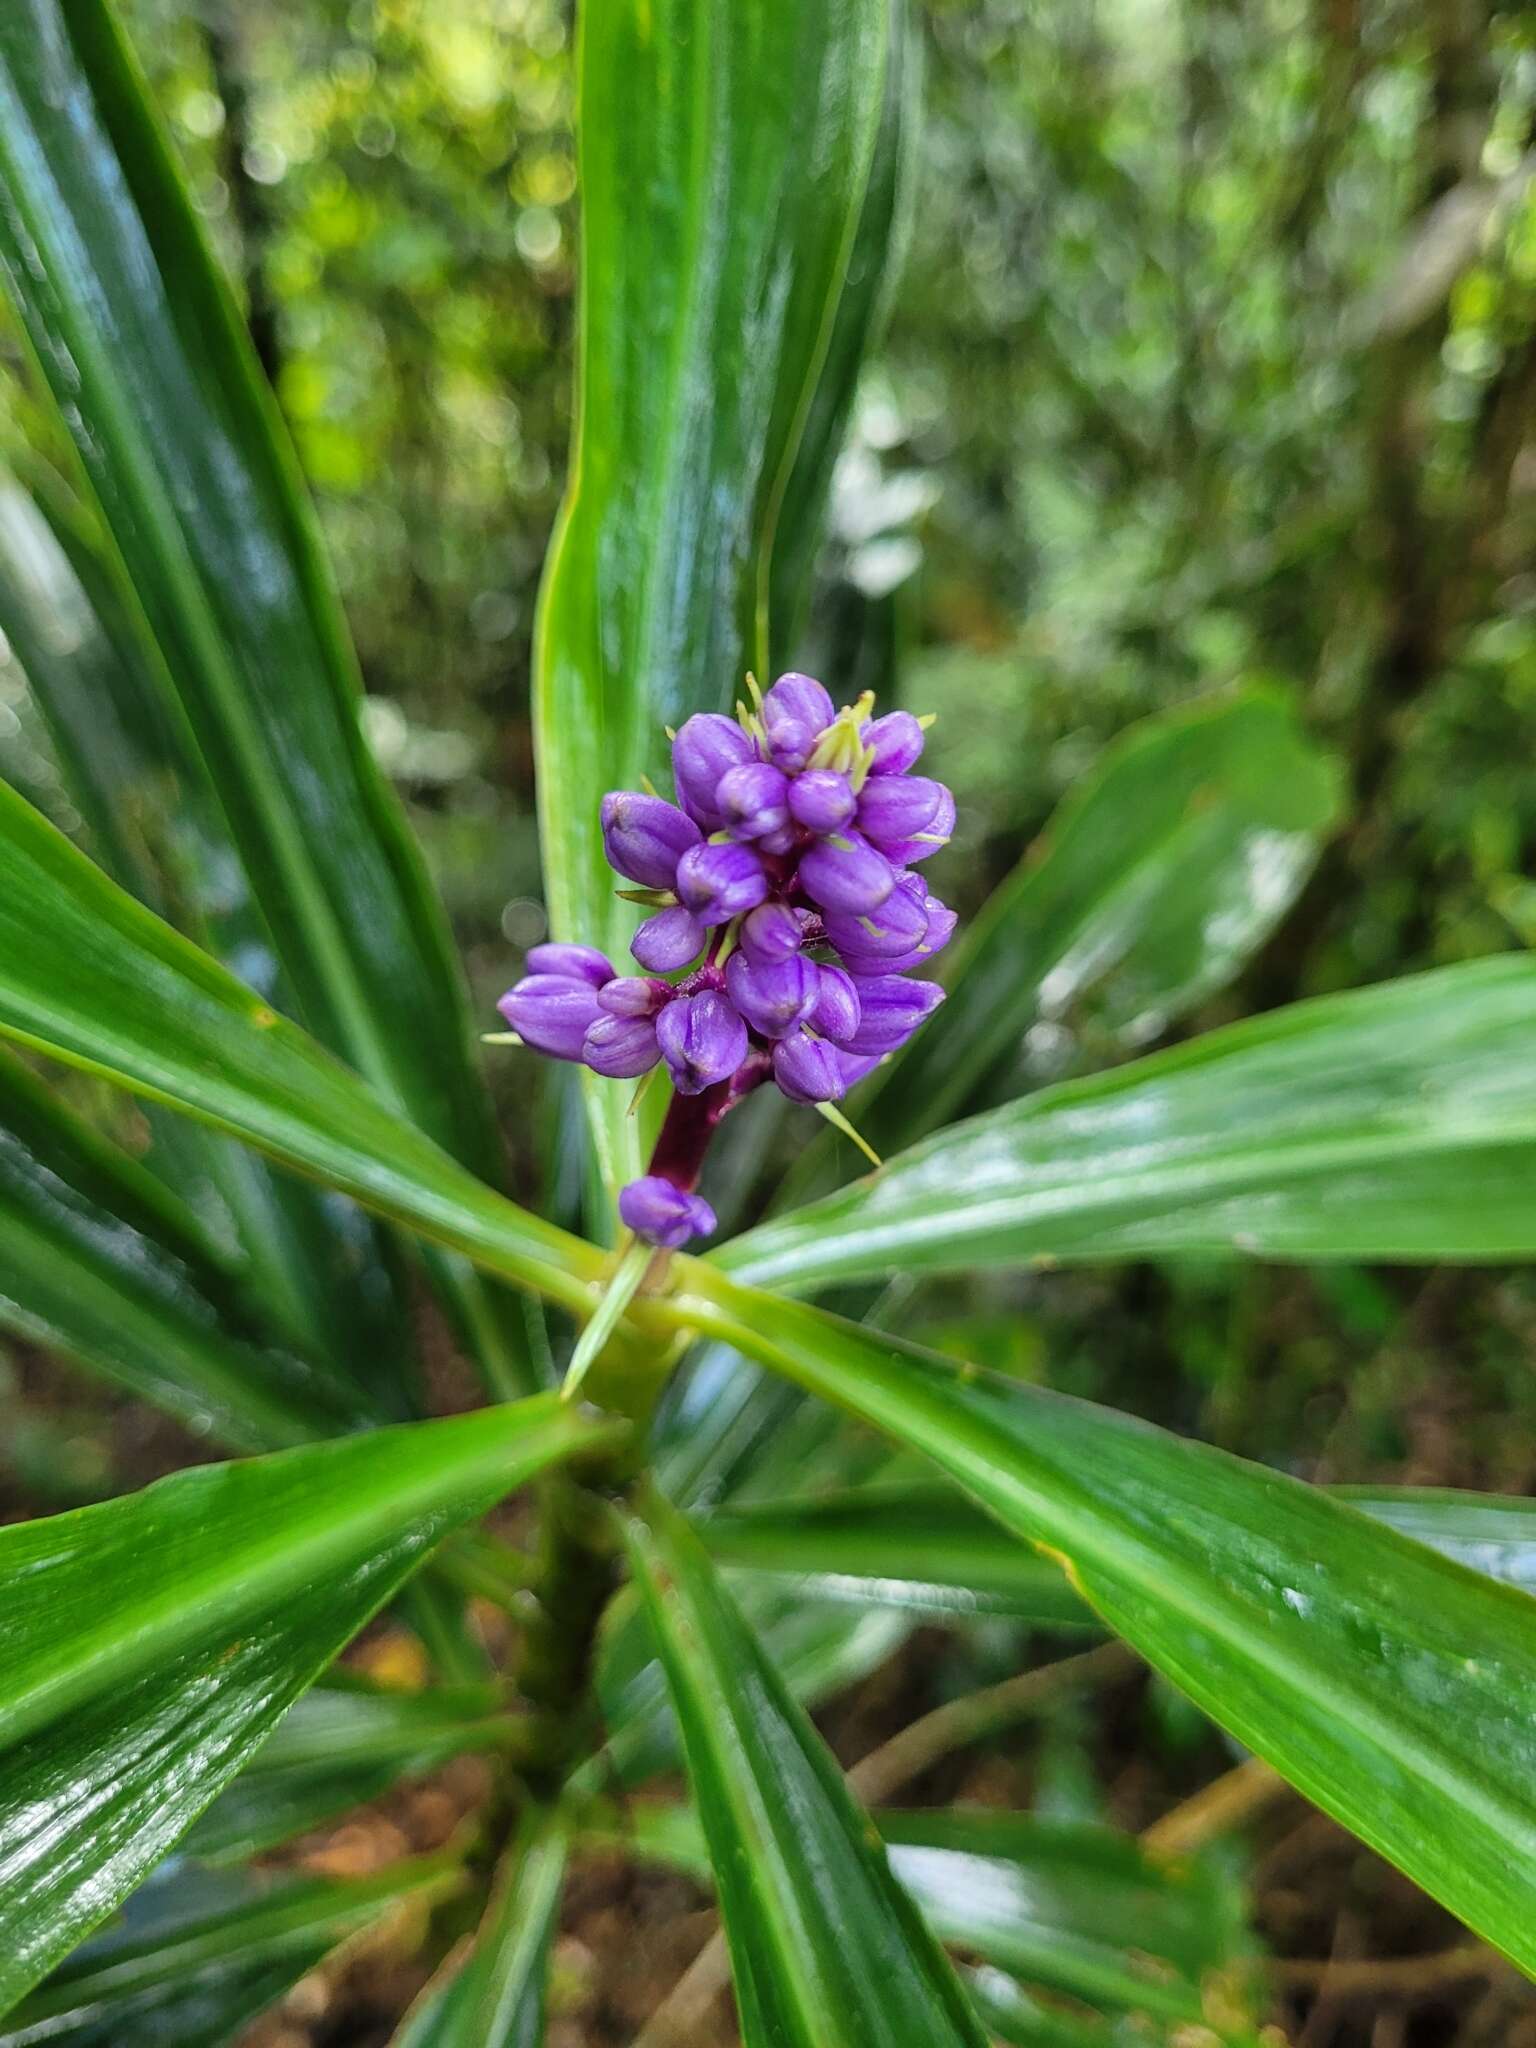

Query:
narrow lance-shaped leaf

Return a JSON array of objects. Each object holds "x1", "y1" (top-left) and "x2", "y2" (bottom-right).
[
  {"x1": 0, "y1": 1853, "x2": 460, "y2": 2048},
  {"x1": 0, "y1": 1042, "x2": 361, "y2": 1448},
  {"x1": 859, "y1": 687, "x2": 1343, "y2": 1154},
  {"x1": 389, "y1": 1814, "x2": 566, "y2": 2048},
  {"x1": 0, "y1": 1395, "x2": 615, "y2": 2010},
  {"x1": 682, "y1": 1269, "x2": 1536, "y2": 1977},
  {"x1": 0, "y1": 474, "x2": 421, "y2": 1412},
  {"x1": 1342, "y1": 1487, "x2": 1536, "y2": 1596},
  {"x1": 624, "y1": 1490, "x2": 990, "y2": 2047},
  {"x1": 0, "y1": 0, "x2": 533, "y2": 1393},
  {"x1": 721, "y1": 957, "x2": 1536, "y2": 1292},
  {"x1": 0, "y1": 779, "x2": 603, "y2": 1318},
  {"x1": 534, "y1": 0, "x2": 896, "y2": 1194}
]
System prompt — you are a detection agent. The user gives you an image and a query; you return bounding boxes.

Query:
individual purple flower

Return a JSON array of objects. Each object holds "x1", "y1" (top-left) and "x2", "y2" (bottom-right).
[
  {"x1": 631, "y1": 905, "x2": 705, "y2": 972},
  {"x1": 739, "y1": 900, "x2": 808, "y2": 965},
  {"x1": 596, "y1": 975, "x2": 670, "y2": 1017},
  {"x1": 672, "y1": 714, "x2": 757, "y2": 829},
  {"x1": 787, "y1": 768, "x2": 856, "y2": 834},
  {"x1": 862, "y1": 710, "x2": 926, "y2": 775},
  {"x1": 761, "y1": 672, "x2": 834, "y2": 772},
  {"x1": 675, "y1": 841, "x2": 769, "y2": 927},
  {"x1": 524, "y1": 942, "x2": 614, "y2": 987},
  {"x1": 810, "y1": 964, "x2": 861, "y2": 1042},
  {"x1": 718, "y1": 761, "x2": 791, "y2": 842},
  {"x1": 837, "y1": 974, "x2": 946, "y2": 1056},
  {"x1": 619, "y1": 1174, "x2": 717, "y2": 1249},
  {"x1": 798, "y1": 830, "x2": 896, "y2": 915},
  {"x1": 856, "y1": 773, "x2": 945, "y2": 850},
  {"x1": 725, "y1": 950, "x2": 819, "y2": 1039},
  {"x1": 656, "y1": 990, "x2": 748, "y2": 1094},
  {"x1": 871, "y1": 782, "x2": 956, "y2": 866},
  {"x1": 601, "y1": 791, "x2": 702, "y2": 890},
  {"x1": 822, "y1": 875, "x2": 930, "y2": 963},
  {"x1": 498, "y1": 973, "x2": 603, "y2": 1061},
  {"x1": 771, "y1": 1031, "x2": 846, "y2": 1102},
  {"x1": 582, "y1": 1012, "x2": 662, "y2": 1078}
]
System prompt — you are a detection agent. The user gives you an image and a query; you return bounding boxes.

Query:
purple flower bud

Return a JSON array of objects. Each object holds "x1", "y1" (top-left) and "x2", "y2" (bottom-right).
[
  {"x1": 656, "y1": 990, "x2": 748, "y2": 1094},
  {"x1": 718, "y1": 761, "x2": 790, "y2": 842},
  {"x1": 497, "y1": 973, "x2": 602, "y2": 1061},
  {"x1": 756, "y1": 824, "x2": 798, "y2": 857},
  {"x1": 601, "y1": 791, "x2": 702, "y2": 890},
  {"x1": 524, "y1": 942, "x2": 614, "y2": 987},
  {"x1": 856, "y1": 773, "x2": 943, "y2": 850},
  {"x1": 631, "y1": 905, "x2": 706, "y2": 973},
  {"x1": 823, "y1": 875, "x2": 929, "y2": 963},
  {"x1": 862, "y1": 711, "x2": 926, "y2": 775},
  {"x1": 672, "y1": 714, "x2": 757, "y2": 829},
  {"x1": 787, "y1": 768, "x2": 856, "y2": 834},
  {"x1": 762, "y1": 672, "x2": 834, "y2": 771},
  {"x1": 837, "y1": 974, "x2": 946, "y2": 1056},
  {"x1": 771, "y1": 1031, "x2": 846, "y2": 1103},
  {"x1": 739, "y1": 899, "x2": 806, "y2": 965},
  {"x1": 836, "y1": 890, "x2": 956, "y2": 977},
  {"x1": 810, "y1": 964, "x2": 861, "y2": 1042},
  {"x1": 872, "y1": 783, "x2": 956, "y2": 866},
  {"x1": 597, "y1": 975, "x2": 669, "y2": 1017},
  {"x1": 724, "y1": 950, "x2": 819, "y2": 1039},
  {"x1": 619, "y1": 1174, "x2": 717, "y2": 1249},
  {"x1": 798, "y1": 830, "x2": 896, "y2": 915},
  {"x1": 675, "y1": 841, "x2": 769, "y2": 927},
  {"x1": 582, "y1": 1012, "x2": 662, "y2": 1078}
]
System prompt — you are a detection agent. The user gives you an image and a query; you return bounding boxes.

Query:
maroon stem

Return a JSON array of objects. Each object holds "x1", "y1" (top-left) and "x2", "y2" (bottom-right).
[{"x1": 647, "y1": 1053, "x2": 770, "y2": 1192}]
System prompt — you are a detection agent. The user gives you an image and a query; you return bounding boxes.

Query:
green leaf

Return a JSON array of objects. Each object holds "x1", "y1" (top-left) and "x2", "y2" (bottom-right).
[
  {"x1": 390, "y1": 1815, "x2": 565, "y2": 2047},
  {"x1": 0, "y1": 0, "x2": 532, "y2": 1393},
  {"x1": 881, "y1": 1813, "x2": 1257, "y2": 2037},
  {"x1": 0, "y1": 779, "x2": 602, "y2": 1318},
  {"x1": 682, "y1": 1270, "x2": 1536, "y2": 1976},
  {"x1": 0, "y1": 1045, "x2": 365, "y2": 1448},
  {"x1": 767, "y1": 0, "x2": 922, "y2": 653},
  {"x1": 1343, "y1": 1486, "x2": 1536, "y2": 1595},
  {"x1": 0, "y1": 473, "x2": 420, "y2": 1413},
  {"x1": 534, "y1": 0, "x2": 897, "y2": 1195},
  {"x1": 0, "y1": 1854, "x2": 457, "y2": 2048},
  {"x1": 719, "y1": 957, "x2": 1536, "y2": 1292},
  {"x1": 611, "y1": 1802, "x2": 1257, "y2": 2041},
  {"x1": 624, "y1": 1490, "x2": 990, "y2": 2047},
  {"x1": 0, "y1": 1396, "x2": 613, "y2": 2011},
  {"x1": 699, "y1": 1485, "x2": 1096, "y2": 1627},
  {"x1": 185, "y1": 1678, "x2": 512, "y2": 1864},
  {"x1": 862, "y1": 688, "x2": 1342, "y2": 1154}
]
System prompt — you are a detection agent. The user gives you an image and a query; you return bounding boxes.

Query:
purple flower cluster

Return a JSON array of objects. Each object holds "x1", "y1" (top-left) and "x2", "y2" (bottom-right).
[{"x1": 499, "y1": 673, "x2": 954, "y2": 1246}]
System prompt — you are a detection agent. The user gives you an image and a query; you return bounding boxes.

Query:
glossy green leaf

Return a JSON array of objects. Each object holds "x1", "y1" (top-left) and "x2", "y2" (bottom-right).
[
  {"x1": 682, "y1": 1270, "x2": 1536, "y2": 1975},
  {"x1": 767, "y1": 0, "x2": 922, "y2": 653},
  {"x1": 0, "y1": 779, "x2": 602, "y2": 1318},
  {"x1": 0, "y1": 1854, "x2": 456, "y2": 2048},
  {"x1": 0, "y1": 1045, "x2": 365, "y2": 1447},
  {"x1": 612, "y1": 1802, "x2": 1257, "y2": 2041},
  {"x1": 0, "y1": 475, "x2": 419, "y2": 1412},
  {"x1": 699, "y1": 1485, "x2": 1096, "y2": 1627},
  {"x1": 0, "y1": 1396, "x2": 612, "y2": 2010},
  {"x1": 863, "y1": 688, "x2": 1342, "y2": 1153},
  {"x1": 185, "y1": 1678, "x2": 512, "y2": 1864},
  {"x1": 720, "y1": 957, "x2": 1536, "y2": 1292},
  {"x1": 881, "y1": 1813, "x2": 1258, "y2": 2038},
  {"x1": 624, "y1": 1490, "x2": 989, "y2": 2047},
  {"x1": 534, "y1": 0, "x2": 897, "y2": 1195},
  {"x1": 390, "y1": 1815, "x2": 565, "y2": 2047},
  {"x1": 1343, "y1": 1487, "x2": 1536, "y2": 1596},
  {"x1": 0, "y1": 0, "x2": 531, "y2": 1393}
]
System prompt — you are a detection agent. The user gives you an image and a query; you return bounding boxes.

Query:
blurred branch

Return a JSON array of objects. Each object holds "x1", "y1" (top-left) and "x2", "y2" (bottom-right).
[{"x1": 198, "y1": 1, "x2": 283, "y2": 385}]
